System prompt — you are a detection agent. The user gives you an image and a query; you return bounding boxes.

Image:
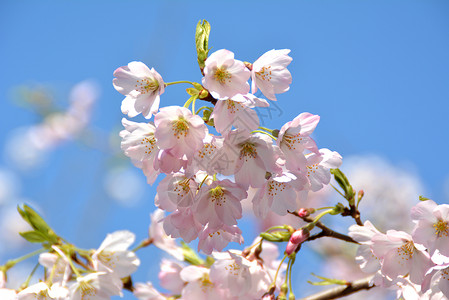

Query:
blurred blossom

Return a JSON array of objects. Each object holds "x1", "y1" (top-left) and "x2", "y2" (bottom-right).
[
  {"x1": 104, "y1": 167, "x2": 145, "y2": 207},
  {"x1": 4, "y1": 80, "x2": 100, "y2": 170},
  {"x1": 342, "y1": 155, "x2": 424, "y2": 232}
]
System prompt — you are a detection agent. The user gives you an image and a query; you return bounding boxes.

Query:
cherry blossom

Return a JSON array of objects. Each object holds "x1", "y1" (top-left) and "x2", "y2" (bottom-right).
[
  {"x1": 301, "y1": 148, "x2": 342, "y2": 192},
  {"x1": 154, "y1": 106, "x2": 208, "y2": 159},
  {"x1": 120, "y1": 118, "x2": 160, "y2": 184},
  {"x1": 348, "y1": 221, "x2": 382, "y2": 273},
  {"x1": 198, "y1": 224, "x2": 244, "y2": 255},
  {"x1": 371, "y1": 230, "x2": 433, "y2": 284},
  {"x1": 411, "y1": 199, "x2": 449, "y2": 256},
  {"x1": 277, "y1": 112, "x2": 320, "y2": 171},
  {"x1": 251, "y1": 49, "x2": 293, "y2": 101},
  {"x1": 251, "y1": 171, "x2": 306, "y2": 218},
  {"x1": 113, "y1": 61, "x2": 164, "y2": 119},
  {"x1": 194, "y1": 179, "x2": 247, "y2": 227},
  {"x1": 163, "y1": 207, "x2": 203, "y2": 243},
  {"x1": 17, "y1": 282, "x2": 52, "y2": 300},
  {"x1": 149, "y1": 209, "x2": 184, "y2": 260},
  {"x1": 220, "y1": 131, "x2": 281, "y2": 188},
  {"x1": 158, "y1": 259, "x2": 184, "y2": 294},
  {"x1": 180, "y1": 265, "x2": 229, "y2": 300},
  {"x1": 202, "y1": 49, "x2": 251, "y2": 100},
  {"x1": 155, "y1": 173, "x2": 198, "y2": 212},
  {"x1": 286, "y1": 228, "x2": 309, "y2": 255},
  {"x1": 133, "y1": 282, "x2": 165, "y2": 300},
  {"x1": 211, "y1": 96, "x2": 260, "y2": 136},
  {"x1": 0, "y1": 289, "x2": 17, "y2": 300},
  {"x1": 69, "y1": 272, "x2": 123, "y2": 299},
  {"x1": 209, "y1": 251, "x2": 253, "y2": 297},
  {"x1": 91, "y1": 230, "x2": 140, "y2": 278}
]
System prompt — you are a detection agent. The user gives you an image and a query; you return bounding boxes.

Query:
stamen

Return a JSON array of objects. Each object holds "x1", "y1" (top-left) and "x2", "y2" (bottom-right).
[
  {"x1": 172, "y1": 117, "x2": 189, "y2": 139},
  {"x1": 434, "y1": 220, "x2": 449, "y2": 237},
  {"x1": 214, "y1": 67, "x2": 232, "y2": 84}
]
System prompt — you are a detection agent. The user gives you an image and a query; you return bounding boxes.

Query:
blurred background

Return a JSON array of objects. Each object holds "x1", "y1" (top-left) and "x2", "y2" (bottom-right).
[{"x1": 1, "y1": 1, "x2": 449, "y2": 299}]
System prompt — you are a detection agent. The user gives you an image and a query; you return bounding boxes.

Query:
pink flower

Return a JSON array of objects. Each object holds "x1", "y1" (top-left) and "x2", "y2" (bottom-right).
[
  {"x1": 198, "y1": 224, "x2": 244, "y2": 255},
  {"x1": 194, "y1": 179, "x2": 247, "y2": 227},
  {"x1": 211, "y1": 97, "x2": 259, "y2": 136},
  {"x1": 221, "y1": 131, "x2": 281, "y2": 188},
  {"x1": 209, "y1": 251, "x2": 253, "y2": 297},
  {"x1": 158, "y1": 259, "x2": 184, "y2": 294},
  {"x1": 188, "y1": 134, "x2": 224, "y2": 175},
  {"x1": 251, "y1": 49, "x2": 293, "y2": 101},
  {"x1": 133, "y1": 282, "x2": 165, "y2": 300},
  {"x1": 348, "y1": 221, "x2": 382, "y2": 273},
  {"x1": 163, "y1": 207, "x2": 203, "y2": 243},
  {"x1": 251, "y1": 172, "x2": 306, "y2": 218},
  {"x1": 120, "y1": 118, "x2": 160, "y2": 184},
  {"x1": 180, "y1": 266, "x2": 229, "y2": 300},
  {"x1": 302, "y1": 148, "x2": 342, "y2": 192},
  {"x1": 154, "y1": 106, "x2": 208, "y2": 159},
  {"x1": 277, "y1": 112, "x2": 320, "y2": 171},
  {"x1": 113, "y1": 61, "x2": 164, "y2": 119},
  {"x1": 149, "y1": 209, "x2": 184, "y2": 260},
  {"x1": 422, "y1": 263, "x2": 449, "y2": 298},
  {"x1": 202, "y1": 49, "x2": 250, "y2": 100},
  {"x1": 371, "y1": 230, "x2": 433, "y2": 284},
  {"x1": 91, "y1": 230, "x2": 140, "y2": 278},
  {"x1": 155, "y1": 173, "x2": 198, "y2": 212},
  {"x1": 411, "y1": 200, "x2": 449, "y2": 256}
]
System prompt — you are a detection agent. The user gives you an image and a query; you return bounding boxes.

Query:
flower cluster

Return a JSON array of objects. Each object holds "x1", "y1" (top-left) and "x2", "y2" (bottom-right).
[
  {"x1": 115, "y1": 44, "x2": 342, "y2": 255},
  {"x1": 349, "y1": 199, "x2": 449, "y2": 299},
  {"x1": 0, "y1": 228, "x2": 140, "y2": 300}
]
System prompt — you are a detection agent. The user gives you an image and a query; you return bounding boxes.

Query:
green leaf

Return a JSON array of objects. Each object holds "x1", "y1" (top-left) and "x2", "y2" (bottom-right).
[
  {"x1": 18, "y1": 204, "x2": 59, "y2": 244},
  {"x1": 180, "y1": 241, "x2": 204, "y2": 266},
  {"x1": 330, "y1": 168, "x2": 355, "y2": 204},
  {"x1": 19, "y1": 231, "x2": 48, "y2": 243}
]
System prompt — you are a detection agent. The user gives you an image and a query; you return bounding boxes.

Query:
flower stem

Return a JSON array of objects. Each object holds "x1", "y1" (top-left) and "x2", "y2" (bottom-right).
[
  {"x1": 252, "y1": 130, "x2": 277, "y2": 140},
  {"x1": 165, "y1": 80, "x2": 196, "y2": 86},
  {"x1": 132, "y1": 238, "x2": 153, "y2": 252},
  {"x1": 196, "y1": 106, "x2": 213, "y2": 115},
  {"x1": 2, "y1": 248, "x2": 46, "y2": 270},
  {"x1": 22, "y1": 262, "x2": 40, "y2": 289},
  {"x1": 271, "y1": 254, "x2": 288, "y2": 289}
]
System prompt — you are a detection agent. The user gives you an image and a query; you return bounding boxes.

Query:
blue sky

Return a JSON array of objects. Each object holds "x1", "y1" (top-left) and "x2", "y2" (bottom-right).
[{"x1": 1, "y1": 1, "x2": 449, "y2": 299}]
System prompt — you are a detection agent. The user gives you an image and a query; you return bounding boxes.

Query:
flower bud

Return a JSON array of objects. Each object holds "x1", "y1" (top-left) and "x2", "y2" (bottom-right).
[
  {"x1": 297, "y1": 208, "x2": 315, "y2": 218},
  {"x1": 286, "y1": 228, "x2": 309, "y2": 255}
]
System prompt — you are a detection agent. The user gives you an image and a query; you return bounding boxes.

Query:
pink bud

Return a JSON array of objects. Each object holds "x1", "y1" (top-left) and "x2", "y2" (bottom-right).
[
  {"x1": 297, "y1": 208, "x2": 309, "y2": 217},
  {"x1": 286, "y1": 228, "x2": 309, "y2": 255}
]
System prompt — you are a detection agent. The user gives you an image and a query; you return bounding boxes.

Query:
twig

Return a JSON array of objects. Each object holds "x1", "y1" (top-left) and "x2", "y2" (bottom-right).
[
  {"x1": 301, "y1": 276, "x2": 374, "y2": 300},
  {"x1": 290, "y1": 212, "x2": 359, "y2": 244}
]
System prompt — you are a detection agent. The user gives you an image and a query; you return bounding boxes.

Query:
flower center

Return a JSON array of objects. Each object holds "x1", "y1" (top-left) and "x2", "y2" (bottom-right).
[
  {"x1": 141, "y1": 134, "x2": 157, "y2": 155},
  {"x1": 240, "y1": 142, "x2": 257, "y2": 160},
  {"x1": 434, "y1": 220, "x2": 449, "y2": 237},
  {"x1": 200, "y1": 273, "x2": 214, "y2": 291},
  {"x1": 136, "y1": 78, "x2": 159, "y2": 94},
  {"x1": 210, "y1": 186, "x2": 225, "y2": 206},
  {"x1": 268, "y1": 180, "x2": 286, "y2": 197},
  {"x1": 256, "y1": 66, "x2": 272, "y2": 81},
  {"x1": 172, "y1": 117, "x2": 189, "y2": 139},
  {"x1": 214, "y1": 67, "x2": 232, "y2": 84},
  {"x1": 226, "y1": 100, "x2": 242, "y2": 114},
  {"x1": 397, "y1": 241, "x2": 414, "y2": 260},
  {"x1": 282, "y1": 132, "x2": 303, "y2": 150},
  {"x1": 79, "y1": 281, "x2": 96, "y2": 299},
  {"x1": 306, "y1": 164, "x2": 319, "y2": 177},
  {"x1": 225, "y1": 262, "x2": 241, "y2": 276}
]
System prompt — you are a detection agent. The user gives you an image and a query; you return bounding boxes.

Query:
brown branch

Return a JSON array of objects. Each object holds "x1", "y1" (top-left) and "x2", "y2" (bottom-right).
[
  {"x1": 301, "y1": 276, "x2": 375, "y2": 300},
  {"x1": 291, "y1": 213, "x2": 359, "y2": 244},
  {"x1": 341, "y1": 205, "x2": 363, "y2": 226}
]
